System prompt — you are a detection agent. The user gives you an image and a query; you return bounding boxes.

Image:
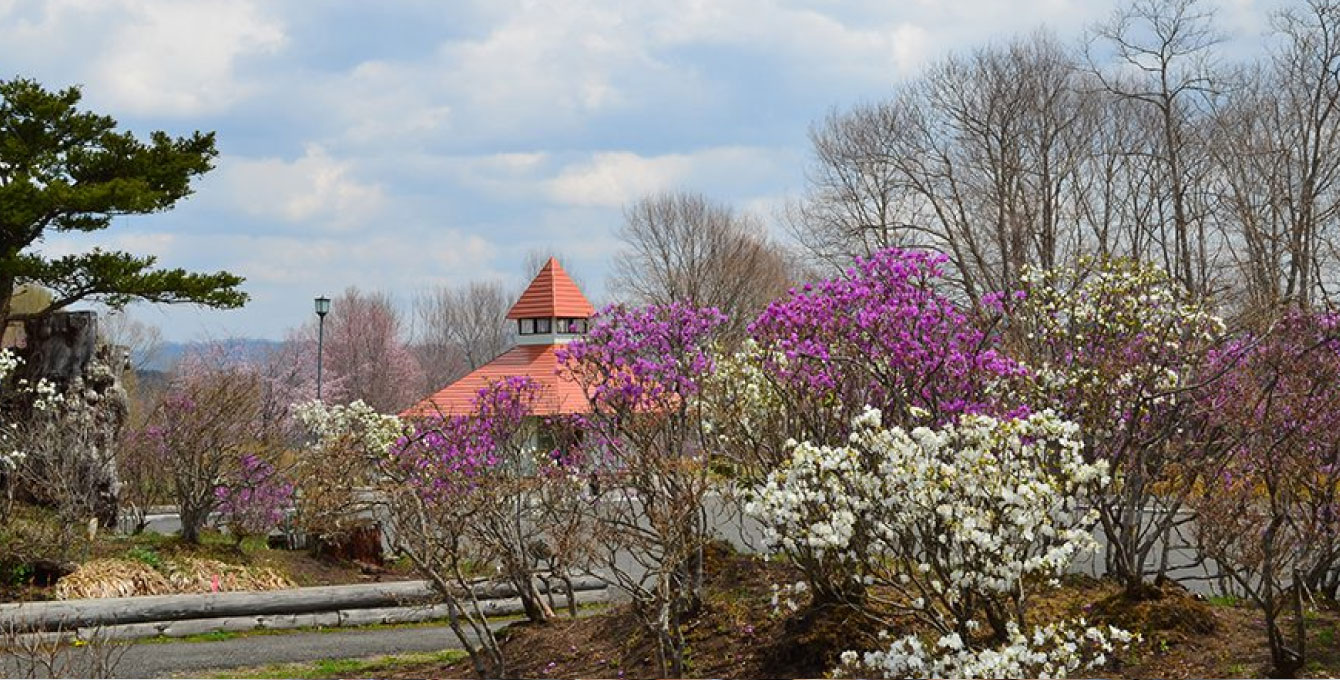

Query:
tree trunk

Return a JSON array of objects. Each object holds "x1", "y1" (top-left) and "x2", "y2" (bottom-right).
[
  {"x1": 179, "y1": 504, "x2": 206, "y2": 544},
  {"x1": 516, "y1": 577, "x2": 554, "y2": 623}
]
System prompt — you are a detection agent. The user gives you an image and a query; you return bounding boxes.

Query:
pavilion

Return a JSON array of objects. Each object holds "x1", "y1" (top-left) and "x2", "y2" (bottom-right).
[{"x1": 400, "y1": 257, "x2": 594, "y2": 420}]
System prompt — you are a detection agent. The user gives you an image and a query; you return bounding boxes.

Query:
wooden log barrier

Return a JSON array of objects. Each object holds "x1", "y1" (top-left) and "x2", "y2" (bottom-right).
[
  {"x1": 0, "y1": 576, "x2": 607, "y2": 632},
  {"x1": 11, "y1": 589, "x2": 609, "y2": 645}
]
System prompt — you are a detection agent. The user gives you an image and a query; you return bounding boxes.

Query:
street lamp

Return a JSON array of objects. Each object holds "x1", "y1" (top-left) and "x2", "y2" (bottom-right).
[{"x1": 314, "y1": 296, "x2": 330, "y2": 401}]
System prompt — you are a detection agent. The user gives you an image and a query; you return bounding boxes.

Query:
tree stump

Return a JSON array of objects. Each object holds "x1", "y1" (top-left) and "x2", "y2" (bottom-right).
[{"x1": 313, "y1": 524, "x2": 385, "y2": 565}]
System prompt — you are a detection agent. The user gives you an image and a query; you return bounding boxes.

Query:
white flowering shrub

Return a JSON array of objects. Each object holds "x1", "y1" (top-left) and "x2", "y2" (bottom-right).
[
  {"x1": 702, "y1": 340, "x2": 832, "y2": 477},
  {"x1": 0, "y1": 348, "x2": 65, "y2": 472},
  {"x1": 0, "y1": 348, "x2": 24, "y2": 471},
  {"x1": 997, "y1": 258, "x2": 1230, "y2": 594},
  {"x1": 0, "y1": 348, "x2": 19, "y2": 381},
  {"x1": 292, "y1": 399, "x2": 404, "y2": 536},
  {"x1": 841, "y1": 619, "x2": 1136, "y2": 679},
  {"x1": 295, "y1": 399, "x2": 403, "y2": 457},
  {"x1": 747, "y1": 408, "x2": 1109, "y2": 642},
  {"x1": 1004, "y1": 260, "x2": 1224, "y2": 438}
]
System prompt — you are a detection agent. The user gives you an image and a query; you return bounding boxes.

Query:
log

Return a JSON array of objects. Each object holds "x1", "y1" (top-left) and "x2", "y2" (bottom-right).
[
  {"x1": 10, "y1": 589, "x2": 609, "y2": 644},
  {"x1": 0, "y1": 576, "x2": 608, "y2": 632}
]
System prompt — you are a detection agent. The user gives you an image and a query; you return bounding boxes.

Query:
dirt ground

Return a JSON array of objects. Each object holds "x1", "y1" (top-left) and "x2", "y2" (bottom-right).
[{"x1": 379, "y1": 545, "x2": 1340, "y2": 679}]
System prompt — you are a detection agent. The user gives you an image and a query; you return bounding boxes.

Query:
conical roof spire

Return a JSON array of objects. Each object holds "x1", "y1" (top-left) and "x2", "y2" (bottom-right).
[{"x1": 506, "y1": 257, "x2": 595, "y2": 319}]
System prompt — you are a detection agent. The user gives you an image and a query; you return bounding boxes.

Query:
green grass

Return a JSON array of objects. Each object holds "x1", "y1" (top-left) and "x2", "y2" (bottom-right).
[
  {"x1": 96, "y1": 528, "x2": 273, "y2": 566},
  {"x1": 1207, "y1": 594, "x2": 1240, "y2": 607},
  {"x1": 165, "y1": 630, "x2": 240, "y2": 643},
  {"x1": 124, "y1": 545, "x2": 164, "y2": 569},
  {"x1": 1318, "y1": 625, "x2": 1336, "y2": 647},
  {"x1": 199, "y1": 648, "x2": 469, "y2": 679}
]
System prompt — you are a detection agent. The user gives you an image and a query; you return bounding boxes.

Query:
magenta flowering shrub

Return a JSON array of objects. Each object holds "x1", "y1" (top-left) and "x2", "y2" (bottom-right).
[
  {"x1": 392, "y1": 375, "x2": 541, "y2": 503},
  {"x1": 382, "y1": 374, "x2": 590, "y2": 650},
  {"x1": 748, "y1": 248, "x2": 1024, "y2": 431},
  {"x1": 136, "y1": 354, "x2": 276, "y2": 544},
  {"x1": 215, "y1": 454, "x2": 293, "y2": 546},
  {"x1": 704, "y1": 249, "x2": 1029, "y2": 610},
  {"x1": 1192, "y1": 308, "x2": 1340, "y2": 677},
  {"x1": 1200, "y1": 310, "x2": 1340, "y2": 469},
  {"x1": 370, "y1": 377, "x2": 548, "y2": 677},
  {"x1": 556, "y1": 302, "x2": 727, "y2": 678},
  {"x1": 557, "y1": 302, "x2": 726, "y2": 413}
]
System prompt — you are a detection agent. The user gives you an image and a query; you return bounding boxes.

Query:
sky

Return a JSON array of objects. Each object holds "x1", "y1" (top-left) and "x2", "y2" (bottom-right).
[{"x1": 0, "y1": 0, "x2": 1279, "y2": 341}]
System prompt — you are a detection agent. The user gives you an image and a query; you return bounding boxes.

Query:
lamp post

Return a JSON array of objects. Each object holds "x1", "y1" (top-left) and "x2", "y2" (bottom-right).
[{"x1": 314, "y1": 296, "x2": 330, "y2": 401}]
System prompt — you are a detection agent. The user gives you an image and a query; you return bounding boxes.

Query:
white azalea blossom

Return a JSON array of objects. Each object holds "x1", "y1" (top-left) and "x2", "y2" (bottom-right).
[
  {"x1": 0, "y1": 348, "x2": 63, "y2": 471},
  {"x1": 845, "y1": 619, "x2": 1137, "y2": 679},
  {"x1": 0, "y1": 349, "x2": 22, "y2": 470},
  {"x1": 769, "y1": 581, "x2": 809, "y2": 615},
  {"x1": 748, "y1": 408, "x2": 1105, "y2": 600},
  {"x1": 745, "y1": 407, "x2": 1126, "y2": 677},
  {"x1": 296, "y1": 399, "x2": 403, "y2": 457}
]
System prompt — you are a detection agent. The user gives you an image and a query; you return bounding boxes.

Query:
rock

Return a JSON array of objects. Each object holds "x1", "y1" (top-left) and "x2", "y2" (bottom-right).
[
  {"x1": 18, "y1": 312, "x2": 98, "y2": 385},
  {"x1": 12, "y1": 312, "x2": 130, "y2": 527}
]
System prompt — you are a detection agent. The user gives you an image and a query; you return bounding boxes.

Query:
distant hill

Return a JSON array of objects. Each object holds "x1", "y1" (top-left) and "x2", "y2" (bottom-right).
[{"x1": 144, "y1": 338, "x2": 285, "y2": 372}]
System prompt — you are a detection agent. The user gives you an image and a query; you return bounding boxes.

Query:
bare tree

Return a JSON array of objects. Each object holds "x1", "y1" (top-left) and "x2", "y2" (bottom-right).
[
  {"x1": 611, "y1": 192, "x2": 793, "y2": 338},
  {"x1": 792, "y1": 33, "x2": 1098, "y2": 300},
  {"x1": 98, "y1": 310, "x2": 163, "y2": 373},
  {"x1": 522, "y1": 249, "x2": 587, "y2": 292},
  {"x1": 1086, "y1": 0, "x2": 1224, "y2": 297},
  {"x1": 789, "y1": 0, "x2": 1340, "y2": 312},
  {"x1": 1212, "y1": 0, "x2": 1340, "y2": 311},
  {"x1": 412, "y1": 281, "x2": 513, "y2": 393},
  {"x1": 13, "y1": 414, "x2": 120, "y2": 559},
  {"x1": 0, "y1": 621, "x2": 128, "y2": 679}
]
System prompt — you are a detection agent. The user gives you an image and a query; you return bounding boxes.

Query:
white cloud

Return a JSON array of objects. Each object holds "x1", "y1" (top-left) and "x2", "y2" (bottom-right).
[
  {"x1": 36, "y1": 230, "x2": 177, "y2": 260},
  {"x1": 544, "y1": 146, "x2": 798, "y2": 208},
  {"x1": 649, "y1": 1, "x2": 935, "y2": 80},
  {"x1": 0, "y1": 0, "x2": 285, "y2": 116},
  {"x1": 301, "y1": 1, "x2": 705, "y2": 146},
  {"x1": 546, "y1": 152, "x2": 694, "y2": 207},
  {"x1": 330, "y1": 60, "x2": 454, "y2": 145},
  {"x1": 270, "y1": 0, "x2": 1150, "y2": 152},
  {"x1": 214, "y1": 146, "x2": 386, "y2": 230},
  {"x1": 201, "y1": 230, "x2": 496, "y2": 289},
  {"x1": 94, "y1": 0, "x2": 285, "y2": 116},
  {"x1": 440, "y1": 3, "x2": 647, "y2": 118},
  {"x1": 439, "y1": 152, "x2": 552, "y2": 199}
]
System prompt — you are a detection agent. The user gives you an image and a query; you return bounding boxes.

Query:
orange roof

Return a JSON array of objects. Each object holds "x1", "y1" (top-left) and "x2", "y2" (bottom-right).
[
  {"x1": 399, "y1": 345, "x2": 590, "y2": 419},
  {"x1": 506, "y1": 258, "x2": 595, "y2": 320}
]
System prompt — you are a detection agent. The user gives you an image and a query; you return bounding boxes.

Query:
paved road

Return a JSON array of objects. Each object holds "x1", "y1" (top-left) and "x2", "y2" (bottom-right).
[{"x1": 1, "y1": 621, "x2": 507, "y2": 678}]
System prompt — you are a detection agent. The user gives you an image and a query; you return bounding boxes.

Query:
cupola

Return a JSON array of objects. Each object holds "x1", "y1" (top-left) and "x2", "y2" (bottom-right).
[{"x1": 506, "y1": 257, "x2": 595, "y2": 345}]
